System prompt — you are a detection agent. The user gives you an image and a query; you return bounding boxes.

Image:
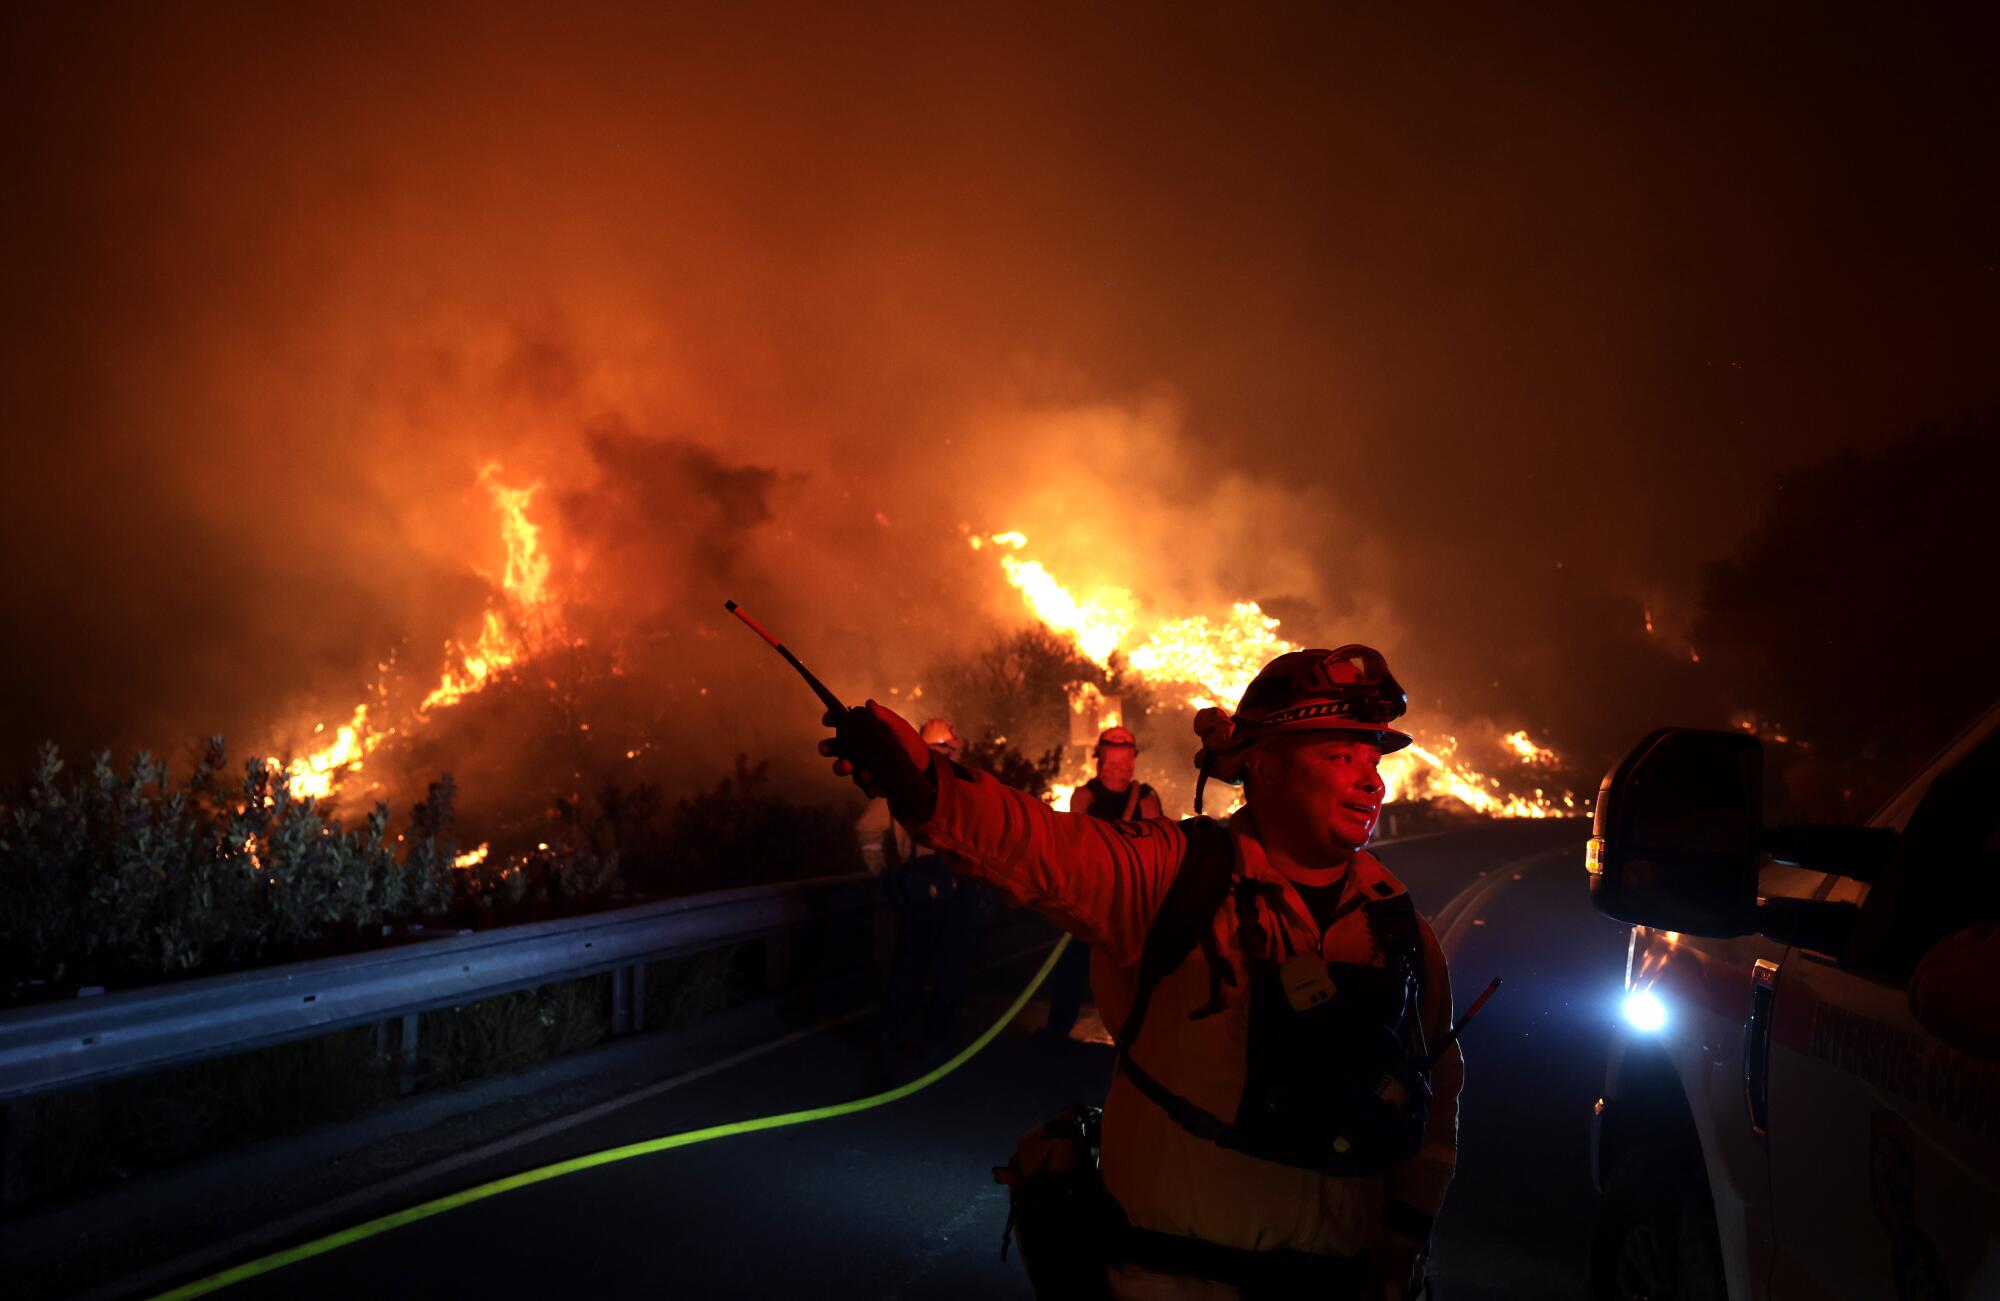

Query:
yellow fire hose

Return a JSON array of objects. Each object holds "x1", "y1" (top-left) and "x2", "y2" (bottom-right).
[{"x1": 150, "y1": 935, "x2": 1072, "y2": 1300}]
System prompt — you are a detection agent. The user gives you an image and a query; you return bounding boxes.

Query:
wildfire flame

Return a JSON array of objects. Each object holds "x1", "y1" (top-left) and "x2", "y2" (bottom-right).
[
  {"x1": 1500, "y1": 729, "x2": 1558, "y2": 767},
  {"x1": 1128, "y1": 605, "x2": 1290, "y2": 711},
  {"x1": 998, "y1": 556, "x2": 1132, "y2": 666},
  {"x1": 453, "y1": 843, "x2": 491, "y2": 869},
  {"x1": 421, "y1": 464, "x2": 561, "y2": 712},
  {"x1": 279, "y1": 462, "x2": 566, "y2": 800},
  {"x1": 972, "y1": 531, "x2": 1576, "y2": 817},
  {"x1": 283, "y1": 704, "x2": 378, "y2": 802}
]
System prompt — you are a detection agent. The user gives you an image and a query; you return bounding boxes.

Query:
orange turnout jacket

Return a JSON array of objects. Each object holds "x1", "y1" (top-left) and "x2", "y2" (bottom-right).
[{"x1": 908, "y1": 761, "x2": 1462, "y2": 1293}]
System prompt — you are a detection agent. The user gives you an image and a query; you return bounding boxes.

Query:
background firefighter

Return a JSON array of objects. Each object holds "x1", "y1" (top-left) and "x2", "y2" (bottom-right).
[
  {"x1": 860, "y1": 716, "x2": 989, "y2": 1069},
  {"x1": 1042, "y1": 725, "x2": 1167, "y2": 1043},
  {"x1": 823, "y1": 648, "x2": 1462, "y2": 1300}
]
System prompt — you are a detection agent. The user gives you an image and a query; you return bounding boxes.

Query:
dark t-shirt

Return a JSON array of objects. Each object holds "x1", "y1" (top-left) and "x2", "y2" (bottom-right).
[
  {"x1": 1289, "y1": 874, "x2": 1366, "y2": 937},
  {"x1": 1078, "y1": 778, "x2": 1155, "y2": 821}
]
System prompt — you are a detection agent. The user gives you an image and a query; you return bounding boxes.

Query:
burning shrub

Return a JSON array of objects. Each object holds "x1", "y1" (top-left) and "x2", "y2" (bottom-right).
[{"x1": 0, "y1": 740, "x2": 458, "y2": 993}]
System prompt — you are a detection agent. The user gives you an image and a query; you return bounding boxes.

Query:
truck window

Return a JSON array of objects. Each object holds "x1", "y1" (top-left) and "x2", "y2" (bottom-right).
[
  {"x1": 1846, "y1": 728, "x2": 2000, "y2": 975},
  {"x1": 1869, "y1": 699, "x2": 2000, "y2": 833},
  {"x1": 1758, "y1": 862, "x2": 1827, "y2": 901}
]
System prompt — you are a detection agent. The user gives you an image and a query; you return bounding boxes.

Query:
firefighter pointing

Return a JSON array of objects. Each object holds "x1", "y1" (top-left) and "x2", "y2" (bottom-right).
[{"x1": 821, "y1": 647, "x2": 1461, "y2": 1300}]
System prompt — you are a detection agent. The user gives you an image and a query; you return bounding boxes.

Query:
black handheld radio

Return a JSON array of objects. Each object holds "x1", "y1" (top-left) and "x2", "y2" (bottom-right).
[{"x1": 724, "y1": 600, "x2": 936, "y2": 813}]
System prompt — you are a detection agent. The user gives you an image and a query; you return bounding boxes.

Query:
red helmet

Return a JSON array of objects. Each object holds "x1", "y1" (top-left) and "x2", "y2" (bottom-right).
[
  {"x1": 1193, "y1": 645, "x2": 1412, "y2": 811},
  {"x1": 1094, "y1": 725, "x2": 1138, "y2": 754},
  {"x1": 918, "y1": 717, "x2": 965, "y2": 759}
]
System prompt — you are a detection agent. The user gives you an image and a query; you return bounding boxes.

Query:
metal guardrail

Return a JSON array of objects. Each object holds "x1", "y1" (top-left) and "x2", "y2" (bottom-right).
[{"x1": 0, "y1": 873, "x2": 873, "y2": 1108}]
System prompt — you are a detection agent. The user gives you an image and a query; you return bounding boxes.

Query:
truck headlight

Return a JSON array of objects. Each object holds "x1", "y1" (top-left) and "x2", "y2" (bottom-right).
[{"x1": 1622, "y1": 990, "x2": 1668, "y2": 1033}]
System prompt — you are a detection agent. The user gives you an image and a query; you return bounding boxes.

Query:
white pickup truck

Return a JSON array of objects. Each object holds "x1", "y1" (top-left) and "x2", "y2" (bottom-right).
[{"x1": 1585, "y1": 702, "x2": 1999, "y2": 1300}]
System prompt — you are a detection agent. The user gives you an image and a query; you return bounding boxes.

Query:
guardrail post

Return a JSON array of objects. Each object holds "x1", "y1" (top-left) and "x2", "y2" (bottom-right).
[
  {"x1": 765, "y1": 931, "x2": 793, "y2": 994},
  {"x1": 630, "y1": 964, "x2": 647, "y2": 1032},
  {"x1": 3, "y1": 1099, "x2": 39, "y2": 1209},
  {"x1": 398, "y1": 1013, "x2": 419, "y2": 1095},
  {"x1": 610, "y1": 966, "x2": 631, "y2": 1036}
]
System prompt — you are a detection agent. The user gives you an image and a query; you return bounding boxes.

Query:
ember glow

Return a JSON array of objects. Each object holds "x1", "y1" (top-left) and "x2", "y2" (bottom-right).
[{"x1": 974, "y1": 532, "x2": 1577, "y2": 817}]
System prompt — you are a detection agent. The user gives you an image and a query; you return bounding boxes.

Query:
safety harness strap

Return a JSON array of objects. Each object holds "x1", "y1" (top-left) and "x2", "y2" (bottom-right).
[
  {"x1": 1115, "y1": 1053, "x2": 1231, "y2": 1143},
  {"x1": 1116, "y1": 817, "x2": 1238, "y2": 1052}
]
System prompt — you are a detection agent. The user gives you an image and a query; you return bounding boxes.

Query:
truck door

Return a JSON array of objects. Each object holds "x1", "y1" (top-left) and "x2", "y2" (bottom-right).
[{"x1": 1763, "y1": 729, "x2": 2000, "y2": 1300}]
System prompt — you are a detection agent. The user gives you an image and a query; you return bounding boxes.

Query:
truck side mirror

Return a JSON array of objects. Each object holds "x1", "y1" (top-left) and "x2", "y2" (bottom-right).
[{"x1": 1587, "y1": 728, "x2": 1761, "y2": 937}]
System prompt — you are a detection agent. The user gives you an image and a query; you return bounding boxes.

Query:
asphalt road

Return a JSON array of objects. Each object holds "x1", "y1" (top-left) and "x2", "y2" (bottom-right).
[{"x1": 161, "y1": 819, "x2": 1629, "y2": 1301}]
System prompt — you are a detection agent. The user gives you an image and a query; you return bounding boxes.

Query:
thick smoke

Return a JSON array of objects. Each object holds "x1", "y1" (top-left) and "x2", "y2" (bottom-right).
[{"x1": 2, "y1": 5, "x2": 1994, "y2": 827}]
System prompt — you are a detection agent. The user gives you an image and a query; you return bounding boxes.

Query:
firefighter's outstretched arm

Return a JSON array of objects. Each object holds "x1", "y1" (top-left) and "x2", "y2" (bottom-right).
[{"x1": 821, "y1": 700, "x2": 1185, "y2": 965}]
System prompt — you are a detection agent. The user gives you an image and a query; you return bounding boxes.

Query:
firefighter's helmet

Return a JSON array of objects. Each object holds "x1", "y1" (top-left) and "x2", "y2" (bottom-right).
[
  {"x1": 1192, "y1": 646, "x2": 1412, "y2": 811},
  {"x1": 918, "y1": 717, "x2": 965, "y2": 759},
  {"x1": 1094, "y1": 725, "x2": 1138, "y2": 755}
]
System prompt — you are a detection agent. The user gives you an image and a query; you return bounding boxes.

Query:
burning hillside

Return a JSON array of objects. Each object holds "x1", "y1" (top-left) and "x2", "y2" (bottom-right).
[{"x1": 255, "y1": 454, "x2": 1579, "y2": 852}]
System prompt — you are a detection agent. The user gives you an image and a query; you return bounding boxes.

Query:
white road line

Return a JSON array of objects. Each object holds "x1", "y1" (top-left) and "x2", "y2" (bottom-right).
[
  {"x1": 1370, "y1": 826, "x2": 1494, "y2": 851},
  {"x1": 1430, "y1": 845, "x2": 1576, "y2": 959}
]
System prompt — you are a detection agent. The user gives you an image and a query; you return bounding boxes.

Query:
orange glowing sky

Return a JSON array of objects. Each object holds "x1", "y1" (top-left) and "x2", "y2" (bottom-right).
[{"x1": 1, "y1": 4, "x2": 1994, "y2": 816}]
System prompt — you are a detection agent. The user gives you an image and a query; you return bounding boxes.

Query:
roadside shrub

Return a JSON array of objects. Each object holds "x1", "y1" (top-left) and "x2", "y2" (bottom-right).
[
  {"x1": 0, "y1": 740, "x2": 457, "y2": 992},
  {"x1": 0, "y1": 742, "x2": 864, "y2": 995},
  {"x1": 617, "y1": 754, "x2": 866, "y2": 897}
]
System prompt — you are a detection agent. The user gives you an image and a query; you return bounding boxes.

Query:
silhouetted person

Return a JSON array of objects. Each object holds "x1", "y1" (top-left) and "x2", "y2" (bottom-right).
[{"x1": 873, "y1": 718, "x2": 983, "y2": 1067}]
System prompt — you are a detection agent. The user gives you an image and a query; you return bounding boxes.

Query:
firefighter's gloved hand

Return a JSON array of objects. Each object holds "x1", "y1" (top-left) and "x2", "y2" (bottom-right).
[{"x1": 819, "y1": 700, "x2": 937, "y2": 823}]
